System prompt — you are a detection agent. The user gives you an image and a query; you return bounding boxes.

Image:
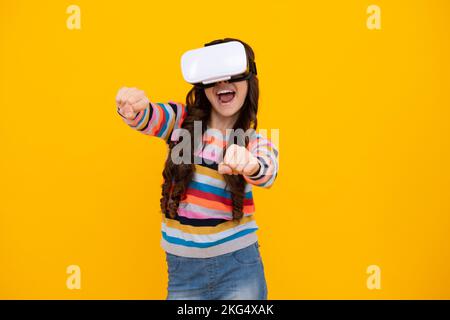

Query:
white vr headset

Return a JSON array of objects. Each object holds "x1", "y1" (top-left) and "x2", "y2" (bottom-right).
[{"x1": 181, "y1": 40, "x2": 257, "y2": 88}]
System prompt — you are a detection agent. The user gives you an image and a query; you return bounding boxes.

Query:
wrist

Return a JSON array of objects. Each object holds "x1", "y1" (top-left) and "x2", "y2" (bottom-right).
[
  {"x1": 248, "y1": 160, "x2": 262, "y2": 177},
  {"x1": 117, "y1": 106, "x2": 138, "y2": 120}
]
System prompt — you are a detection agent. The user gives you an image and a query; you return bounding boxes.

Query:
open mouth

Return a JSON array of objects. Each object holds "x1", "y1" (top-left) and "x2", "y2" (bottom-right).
[{"x1": 216, "y1": 89, "x2": 236, "y2": 104}]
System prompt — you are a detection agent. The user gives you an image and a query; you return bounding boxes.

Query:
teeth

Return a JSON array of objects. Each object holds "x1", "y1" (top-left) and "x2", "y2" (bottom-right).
[{"x1": 217, "y1": 89, "x2": 235, "y2": 95}]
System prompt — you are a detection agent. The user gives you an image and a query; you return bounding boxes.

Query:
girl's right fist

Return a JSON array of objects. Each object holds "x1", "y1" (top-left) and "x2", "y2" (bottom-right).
[{"x1": 116, "y1": 87, "x2": 149, "y2": 120}]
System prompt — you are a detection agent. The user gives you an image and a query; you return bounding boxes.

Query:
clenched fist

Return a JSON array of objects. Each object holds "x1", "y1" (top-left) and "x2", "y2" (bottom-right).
[
  {"x1": 218, "y1": 144, "x2": 261, "y2": 176},
  {"x1": 116, "y1": 87, "x2": 149, "y2": 120}
]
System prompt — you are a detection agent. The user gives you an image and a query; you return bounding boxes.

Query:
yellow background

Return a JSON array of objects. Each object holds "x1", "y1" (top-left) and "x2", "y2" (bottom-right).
[{"x1": 1, "y1": 0, "x2": 449, "y2": 299}]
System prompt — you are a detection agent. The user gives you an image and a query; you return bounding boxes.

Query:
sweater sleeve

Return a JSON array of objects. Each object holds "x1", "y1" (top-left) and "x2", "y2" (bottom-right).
[
  {"x1": 242, "y1": 133, "x2": 279, "y2": 188},
  {"x1": 117, "y1": 101, "x2": 187, "y2": 143}
]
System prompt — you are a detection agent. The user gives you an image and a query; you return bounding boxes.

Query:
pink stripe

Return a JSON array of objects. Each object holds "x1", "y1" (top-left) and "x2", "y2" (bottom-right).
[
  {"x1": 250, "y1": 142, "x2": 276, "y2": 154},
  {"x1": 178, "y1": 208, "x2": 232, "y2": 220},
  {"x1": 197, "y1": 149, "x2": 218, "y2": 162},
  {"x1": 127, "y1": 108, "x2": 146, "y2": 127},
  {"x1": 178, "y1": 208, "x2": 254, "y2": 220},
  {"x1": 142, "y1": 103, "x2": 160, "y2": 135}
]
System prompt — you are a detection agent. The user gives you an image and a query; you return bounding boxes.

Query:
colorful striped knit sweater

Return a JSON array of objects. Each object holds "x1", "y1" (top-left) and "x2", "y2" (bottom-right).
[{"x1": 117, "y1": 101, "x2": 278, "y2": 258}]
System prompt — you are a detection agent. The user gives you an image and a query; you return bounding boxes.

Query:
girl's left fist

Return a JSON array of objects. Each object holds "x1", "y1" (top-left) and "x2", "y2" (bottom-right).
[{"x1": 218, "y1": 144, "x2": 260, "y2": 176}]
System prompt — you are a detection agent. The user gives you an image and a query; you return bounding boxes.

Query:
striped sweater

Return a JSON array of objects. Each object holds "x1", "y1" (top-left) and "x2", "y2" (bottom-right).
[{"x1": 117, "y1": 101, "x2": 278, "y2": 258}]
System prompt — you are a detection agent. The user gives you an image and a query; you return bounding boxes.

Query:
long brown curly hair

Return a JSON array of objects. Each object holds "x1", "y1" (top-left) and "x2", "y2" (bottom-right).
[{"x1": 160, "y1": 38, "x2": 259, "y2": 221}]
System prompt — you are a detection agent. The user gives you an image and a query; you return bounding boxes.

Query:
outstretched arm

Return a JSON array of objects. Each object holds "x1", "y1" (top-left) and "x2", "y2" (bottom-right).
[
  {"x1": 218, "y1": 134, "x2": 279, "y2": 188},
  {"x1": 116, "y1": 87, "x2": 186, "y2": 142}
]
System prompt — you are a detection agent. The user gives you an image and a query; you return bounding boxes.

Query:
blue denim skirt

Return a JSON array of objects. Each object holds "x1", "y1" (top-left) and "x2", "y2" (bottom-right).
[{"x1": 165, "y1": 241, "x2": 268, "y2": 300}]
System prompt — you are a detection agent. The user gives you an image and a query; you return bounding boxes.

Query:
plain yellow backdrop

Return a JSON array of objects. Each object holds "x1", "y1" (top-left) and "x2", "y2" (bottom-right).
[{"x1": 1, "y1": 0, "x2": 449, "y2": 299}]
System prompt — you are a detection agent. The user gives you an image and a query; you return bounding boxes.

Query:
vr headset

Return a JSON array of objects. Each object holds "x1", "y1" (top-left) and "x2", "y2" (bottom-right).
[{"x1": 181, "y1": 40, "x2": 257, "y2": 88}]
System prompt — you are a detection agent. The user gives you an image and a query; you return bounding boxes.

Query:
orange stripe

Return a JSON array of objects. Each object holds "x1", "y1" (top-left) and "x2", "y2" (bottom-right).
[
  {"x1": 136, "y1": 107, "x2": 150, "y2": 130},
  {"x1": 203, "y1": 136, "x2": 226, "y2": 149}
]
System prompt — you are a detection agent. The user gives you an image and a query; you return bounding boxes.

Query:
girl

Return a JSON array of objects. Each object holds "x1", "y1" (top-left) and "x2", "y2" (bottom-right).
[{"x1": 116, "y1": 38, "x2": 278, "y2": 300}]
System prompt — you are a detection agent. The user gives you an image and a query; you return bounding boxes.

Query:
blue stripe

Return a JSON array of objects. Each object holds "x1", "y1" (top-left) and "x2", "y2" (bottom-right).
[
  {"x1": 189, "y1": 180, "x2": 252, "y2": 199},
  {"x1": 162, "y1": 227, "x2": 258, "y2": 248},
  {"x1": 156, "y1": 103, "x2": 170, "y2": 138}
]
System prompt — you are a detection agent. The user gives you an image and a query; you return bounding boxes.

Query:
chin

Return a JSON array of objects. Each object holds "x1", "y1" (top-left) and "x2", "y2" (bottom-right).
[{"x1": 213, "y1": 105, "x2": 241, "y2": 117}]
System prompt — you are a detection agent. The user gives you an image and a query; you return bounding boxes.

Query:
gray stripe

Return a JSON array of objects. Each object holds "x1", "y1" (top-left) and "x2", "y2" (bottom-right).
[
  {"x1": 179, "y1": 202, "x2": 234, "y2": 218},
  {"x1": 161, "y1": 232, "x2": 258, "y2": 258}
]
